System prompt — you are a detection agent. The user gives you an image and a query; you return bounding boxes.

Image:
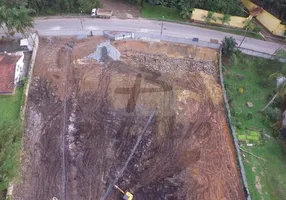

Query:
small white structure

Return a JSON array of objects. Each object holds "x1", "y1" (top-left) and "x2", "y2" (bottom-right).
[
  {"x1": 20, "y1": 34, "x2": 35, "y2": 51},
  {"x1": 14, "y1": 52, "x2": 24, "y2": 83}
]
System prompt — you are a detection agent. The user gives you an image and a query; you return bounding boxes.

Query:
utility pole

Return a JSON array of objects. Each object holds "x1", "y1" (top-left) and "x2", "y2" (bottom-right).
[
  {"x1": 160, "y1": 16, "x2": 165, "y2": 35},
  {"x1": 80, "y1": 10, "x2": 84, "y2": 30},
  {"x1": 238, "y1": 27, "x2": 248, "y2": 48},
  {"x1": 271, "y1": 40, "x2": 285, "y2": 59}
]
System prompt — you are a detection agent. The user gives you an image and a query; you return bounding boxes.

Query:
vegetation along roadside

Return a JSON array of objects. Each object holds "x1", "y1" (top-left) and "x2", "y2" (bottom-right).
[{"x1": 222, "y1": 36, "x2": 286, "y2": 200}]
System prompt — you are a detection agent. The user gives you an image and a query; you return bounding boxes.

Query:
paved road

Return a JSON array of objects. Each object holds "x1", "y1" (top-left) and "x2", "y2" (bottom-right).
[{"x1": 28, "y1": 17, "x2": 283, "y2": 54}]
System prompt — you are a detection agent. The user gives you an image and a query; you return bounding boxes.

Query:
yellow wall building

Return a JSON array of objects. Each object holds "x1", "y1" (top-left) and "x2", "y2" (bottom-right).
[
  {"x1": 241, "y1": 0, "x2": 286, "y2": 36},
  {"x1": 192, "y1": 8, "x2": 248, "y2": 28}
]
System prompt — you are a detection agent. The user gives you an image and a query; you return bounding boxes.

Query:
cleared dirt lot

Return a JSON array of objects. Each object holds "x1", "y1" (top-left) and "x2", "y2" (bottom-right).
[{"x1": 14, "y1": 37, "x2": 245, "y2": 200}]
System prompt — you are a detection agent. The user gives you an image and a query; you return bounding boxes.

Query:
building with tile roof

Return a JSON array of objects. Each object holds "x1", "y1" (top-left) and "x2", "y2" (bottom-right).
[{"x1": 0, "y1": 53, "x2": 24, "y2": 94}]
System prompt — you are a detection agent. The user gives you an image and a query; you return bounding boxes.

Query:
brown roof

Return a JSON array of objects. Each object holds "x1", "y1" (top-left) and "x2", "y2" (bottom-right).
[
  {"x1": 251, "y1": 7, "x2": 264, "y2": 17},
  {"x1": 0, "y1": 54, "x2": 21, "y2": 94}
]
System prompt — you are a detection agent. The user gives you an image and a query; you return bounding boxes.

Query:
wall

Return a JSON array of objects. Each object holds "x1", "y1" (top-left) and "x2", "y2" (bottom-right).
[
  {"x1": 191, "y1": 8, "x2": 249, "y2": 28},
  {"x1": 14, "y1": 52, "x2": 24, "y2": 84},
  {"x1": 241, "y1": 0, "x2": 286, "y2": 36},
  {"x1": 241, "y1": 0, "x2": 256, "y2": 10},
  {"x1": 21, "y1": 32, "x2": 39, "y2": 120},
  {"x1": 103, "y1": 30, "x2": 135, "y2": 40}
]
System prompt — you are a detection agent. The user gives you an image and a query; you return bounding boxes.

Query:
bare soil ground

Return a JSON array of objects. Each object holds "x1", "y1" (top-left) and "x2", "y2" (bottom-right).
[
  {"x1": 13, "y1": 36, "x2": 245, "y2": 200},
  {"x1": 100, "y1": 0, "x2": 141, "y2": 19}
]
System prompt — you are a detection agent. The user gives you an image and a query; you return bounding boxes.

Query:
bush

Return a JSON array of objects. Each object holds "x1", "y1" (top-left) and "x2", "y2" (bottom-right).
[
  {"x1": 247, "y1": 112, "x2": 253, "y2": 120},
  {"x1": 231, "y1": 53, "x2": 238, "y2": 66},
  {"x1": 78, "y1": 0, "x2": 101, "y2": 13},
  {"x1": 264, "y1": 107, "x2": 281, "y2": 122},
  {"x1": 222, "y1": 37, "x2": 237, "y2": 57},
  {"x1": 0, "y1": 120, "x2": 22, "y2": 192}
]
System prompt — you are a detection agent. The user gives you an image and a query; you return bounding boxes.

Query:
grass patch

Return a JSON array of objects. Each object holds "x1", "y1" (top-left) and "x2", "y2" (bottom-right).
[
  {"x1": 0, "y1": 87, "x2": 24, "y2": 196},
  {"x1": 142, "y1": 3, "x2": 182, "y2": 21},
  {"x1": 0, "y1": 87, "x2": 24, "y2": 120},
  {"x1": 275, "y1": 48, "x2": 286, "y2": 58},
  {"x1": 223, "y1": 53, "x2": 286, "y2": 199}
]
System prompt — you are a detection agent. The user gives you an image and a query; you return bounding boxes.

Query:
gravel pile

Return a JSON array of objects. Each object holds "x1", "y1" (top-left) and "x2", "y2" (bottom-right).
[
  {"x1": 129, "y1": 53, "x2": 217, "y2": 75},
  {"x1": 88, "y1": 41, "x2": 120, "y2": 62},
  {"x1": 76, "y1": 35, "x2": 88, "y2": 40}
]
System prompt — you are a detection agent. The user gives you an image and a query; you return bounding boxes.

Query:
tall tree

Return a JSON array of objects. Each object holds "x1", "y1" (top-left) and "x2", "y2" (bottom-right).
[
  {"x1": 202, "y1": 11, "x2": 217, "y2": 24},
  {"x1": 0, "y1": 0, "x2": 27, "y2": 8},
  {"x1": 0, "y1": 6, "x2": 34, "y2": 37},
  {"x1": 222, "y1": 37, "x2": 237, "y2": 57},
  {"x1": 262, "y1": 72, "x2": 286, "y2": 111},
  {"x1": 219, "y1": 14, "x2": 231, "y2": 25},
  {"x1": 78, "y1": 0, "x2": 100, "y2": 13},
  {"x1": 179, "y1": 0, "x2": 193, "y2": 20}
]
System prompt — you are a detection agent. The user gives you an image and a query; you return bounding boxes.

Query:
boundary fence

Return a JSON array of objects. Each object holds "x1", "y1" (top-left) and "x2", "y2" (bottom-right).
[
  {"x1": 218, "y1": 47, "x2": 251, "y2": 200},
  {"x1": 20, "y1": 32, "x2": 39, "y2": 120},
  {"x1": 238, "y1": 47, "x2": 286, "y2": 62},
  {"x1": 7, "y1": 32, "x2": 39, "y2": 200}
]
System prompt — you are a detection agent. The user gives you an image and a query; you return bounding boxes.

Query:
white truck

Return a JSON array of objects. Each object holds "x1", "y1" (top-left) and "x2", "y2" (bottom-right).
[{"x1": 91, "y1": 8, "x2": 113, "y2": 19}]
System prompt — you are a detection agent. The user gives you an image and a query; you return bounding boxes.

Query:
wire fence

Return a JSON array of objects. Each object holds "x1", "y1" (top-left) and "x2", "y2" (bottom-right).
[
  {"x1": 218, "y1": 47, "x2": 251, "y2": 200},
  {"x1": 238, "y1": 47, "x2": 286, "y2": 62}
]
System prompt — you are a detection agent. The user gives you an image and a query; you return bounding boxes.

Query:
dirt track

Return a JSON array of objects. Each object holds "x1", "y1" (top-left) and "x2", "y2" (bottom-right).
[{"x1": 13, "y1": 37, "x2": 245, "y2": 200}]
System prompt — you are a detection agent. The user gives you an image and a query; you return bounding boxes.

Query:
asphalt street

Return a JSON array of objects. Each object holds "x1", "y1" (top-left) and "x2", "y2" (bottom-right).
[{"x1": 3, "y1": 17, "x2": 283, "y2": 54}]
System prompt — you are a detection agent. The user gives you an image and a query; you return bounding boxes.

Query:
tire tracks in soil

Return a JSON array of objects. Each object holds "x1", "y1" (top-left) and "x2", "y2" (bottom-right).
[{"x1": 61, "y1": 43, "x2": 74, "y2": 200}]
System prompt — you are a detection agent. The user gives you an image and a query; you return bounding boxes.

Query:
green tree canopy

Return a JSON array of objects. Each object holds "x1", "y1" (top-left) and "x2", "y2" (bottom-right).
[
  {"x1": 262, "y1": 72, "x2": 286, "y2": 111},
  {"x1": 147, "y1": 0, "x2": 246, "y2": 16},
  {"x1": 219, "y1": 14, "x2": 231, "y2": 25},
  {"x1": 222, "y1": 36, "x2": 237, "y2": 57},
  {"x1": 0, "y1": 0, "x2": 34, "y2": 37},
  {"x1": 78, "y1": 0, "x2": 100, "y2": 13}
]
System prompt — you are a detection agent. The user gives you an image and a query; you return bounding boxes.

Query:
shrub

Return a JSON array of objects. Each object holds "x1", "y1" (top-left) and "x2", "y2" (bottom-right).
[
  {"x1": 247, "y1": 112, "x2": 253, "y2": 120},
  {"x1": 222, "y1": 37, "x2": 237, "y2": 57},
  {"x1": 78, "y1": 0, "x2": 101, "y2": 13},
  {"x1": 219, "y1": 14, "x2": 231, "y2": 25},
  {"x1": 202, "y1": 11, "x2": 217, "y2": 24},
  {"x1": 0, "y1": 120, "x2": 22, "y2": 192},
  {"x1": 264, "y1": 107, "x2": 282, "y2": 122}
]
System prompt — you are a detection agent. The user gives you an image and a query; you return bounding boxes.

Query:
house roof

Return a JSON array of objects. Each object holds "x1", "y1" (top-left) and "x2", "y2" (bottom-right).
[{"x1": 0, "y1": 54, "x2": 21, "y2": 94}]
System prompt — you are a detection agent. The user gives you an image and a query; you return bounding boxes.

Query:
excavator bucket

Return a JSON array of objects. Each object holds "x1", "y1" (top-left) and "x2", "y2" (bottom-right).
[{"x1": 123, "y1": 192, "x2": 133, "y2": 200}]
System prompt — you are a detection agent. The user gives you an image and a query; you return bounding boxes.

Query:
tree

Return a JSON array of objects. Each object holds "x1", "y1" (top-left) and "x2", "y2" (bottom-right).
[
  {"x1": 180, "y1": 6, "x2": 193, "y2": 20},
  {"x1": 6, "y1": 7, "x2": 34, "y2": 34},
  {"x1": 243, "y1": 19, "x2": 259, "y2": 32},
  {"x1": 78, "y1": 0, "x2": 100, "y2": 13},
  {"x1": 202, "y1": 11, "x2": 217, "y2": 24},
  {"x1": 159, "y1": 0, "x2": 167, "y2": 6},
  {"x1": 0, "y1": 0, "x2": 27, "y2": 8},
  {"x1": 219, "y1": 14, "x2": 231, "y2": 25},
  {"x1": 178, "y1": 0, "x2": 193, "y2": 20},
  {"x1": 222, "y1": 37, "x2": 237, "y2": 57},
  {"x1": 0, "y1": 0, "x2": 34, "y2": 38},
  {"x1": 262, "y1": 72, "x2": 286, "y2": 111}
]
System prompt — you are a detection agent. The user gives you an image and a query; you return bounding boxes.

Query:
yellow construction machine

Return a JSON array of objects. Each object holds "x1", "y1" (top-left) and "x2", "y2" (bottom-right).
[{"x1": 114, "y1": 185, "x2": 133, "y2": 200}]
